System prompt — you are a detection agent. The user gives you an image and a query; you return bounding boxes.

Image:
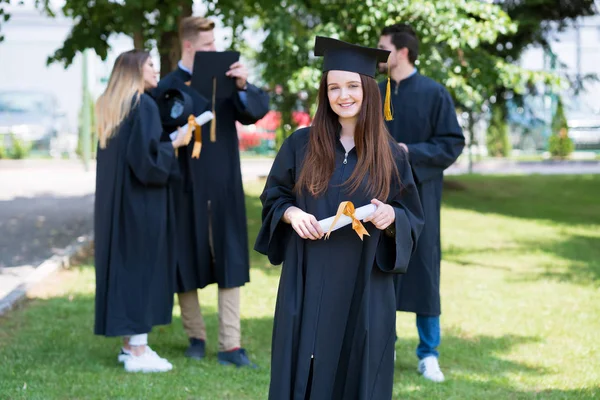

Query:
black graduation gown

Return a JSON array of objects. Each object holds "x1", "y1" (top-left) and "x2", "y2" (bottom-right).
[
  {"x1": 94, "y1": 93, "x2": 178, "y2": 337},
  {"x1": 254, "y1": 128, "x2": 424, "y2": 400},
  {"x1": 379, "y1": 73, "x2": 465, "y2": 316},
  {"x1": 155, "y1": 67, "x2": 269, "y2": 292}
]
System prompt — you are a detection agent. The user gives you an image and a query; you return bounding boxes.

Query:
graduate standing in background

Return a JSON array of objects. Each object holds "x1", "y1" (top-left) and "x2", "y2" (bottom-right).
[
  {"x1": 155, "y1": 16, "x2": 270, "y2": 368},
  {"x1": 377, "y1": 23, "x2": 466, "y2": 382},
  {"x1": 255, "y1": 37, "x2": 424, "y2": 400},
  {"x1": 94, "y1": 50, "x2": 191, "y2": 373}
]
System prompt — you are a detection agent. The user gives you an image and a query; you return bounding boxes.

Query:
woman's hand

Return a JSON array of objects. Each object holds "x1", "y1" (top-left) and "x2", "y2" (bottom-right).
[
  {"x1": 363, "y1": 199, "x2": 395, "y2": 230},
  {"x1": 283, "y1": 206, "x2": 324, "y2": 240}
]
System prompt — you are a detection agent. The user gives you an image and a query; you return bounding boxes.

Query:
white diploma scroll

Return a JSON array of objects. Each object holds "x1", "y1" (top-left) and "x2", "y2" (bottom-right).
[
  {"x1": 169, "y1": 111, "x2": 215, "y2": 141},
  {"x1": 317, "y1": 204, "x2": 377, "y2": 233}
]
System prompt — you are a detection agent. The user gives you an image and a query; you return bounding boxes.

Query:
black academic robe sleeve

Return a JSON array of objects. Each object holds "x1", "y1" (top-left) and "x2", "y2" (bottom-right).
[
  {"x1": 232, "y1": 83, "x2": 270, "y2": 125},
  {"x1": 376, "y1": 147, "x2": 424, "y2": 274},
  {"x1": 406, "y1": 87, "x2": 465, "y2": 183},
  {"x1": 254, "y1": 136, "x2": 296, "y2": 265},
  {"x1": 126, "y1": 94, "x2": 176, "y2": 186}
]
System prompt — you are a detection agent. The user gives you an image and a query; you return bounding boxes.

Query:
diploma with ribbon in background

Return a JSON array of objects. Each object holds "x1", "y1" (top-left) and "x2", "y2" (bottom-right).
[
  {"x1": 169, "y1": 111, "x2": 214, "y2": 158},
  {"x1": 319, "y1": 201, "x2": 376, "y2": 240}
]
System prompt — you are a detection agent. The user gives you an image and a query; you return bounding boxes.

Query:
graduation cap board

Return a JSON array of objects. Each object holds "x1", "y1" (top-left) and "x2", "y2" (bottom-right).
[
  {"x1": 314, "y1": 36, "x2": 394, "y2": 121},
  {"x1": 191, "y1": 51, "x2": 240, "y2": 142}
]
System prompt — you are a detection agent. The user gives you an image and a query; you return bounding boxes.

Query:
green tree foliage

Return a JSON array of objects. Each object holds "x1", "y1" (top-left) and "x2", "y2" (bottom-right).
[
  {"x1": 252, "y1": 0, "x2": 566, "y2": 141},
  {"x1": 36, "y1": 0, "x2": 193, "y2": 77},
  {"x1": 25, "y1": 0, "x2": 596, "y2": 144}
]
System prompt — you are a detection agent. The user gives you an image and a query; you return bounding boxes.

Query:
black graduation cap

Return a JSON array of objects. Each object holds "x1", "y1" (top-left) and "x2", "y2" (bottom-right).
[
  {"x1": 155, "y1": 88, "x2": 194, "y2": 131},
  {"x1": 314, "y1": 36, "x2": 394, "y2": 120},
  {"x1": 190, "y1": 51, "x2": 240, "y2": 142},
  {"x1": 190, "y1": 51, "x2": 240, "y2": 100},
  {"x1": 314, "y1": 36, "x2": 390, "y2": 78}
]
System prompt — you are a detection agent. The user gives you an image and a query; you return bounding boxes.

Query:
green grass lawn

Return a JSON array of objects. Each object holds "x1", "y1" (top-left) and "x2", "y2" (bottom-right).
[{"x1": 1, "y1": 175, "x2": 599, "y2": 399}]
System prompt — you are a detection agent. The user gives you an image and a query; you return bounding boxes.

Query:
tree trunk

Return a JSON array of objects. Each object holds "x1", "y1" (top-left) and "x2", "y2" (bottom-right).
[
  {"x1": 133, "y1": 30, "x2": 145, "y2": 50},
  {"x1": 158, "y1": 31, "x2": 180, "y2": 79},
  {"x1": 158, "y1": 1, "x2": 193, "y2": 79},
  {"x1": 467, "y1": 111, "x2": 474, "y2": 174},
  {"x1": 487, "y1": 98, "x2": 511, "y2": 158}
]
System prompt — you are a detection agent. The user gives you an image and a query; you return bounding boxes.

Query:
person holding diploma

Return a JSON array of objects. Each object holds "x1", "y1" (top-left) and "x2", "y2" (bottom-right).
[
  {"x1": 154, "y1": 15, "x2": 270, "y2": 367},
  {"x1": 94, "y1": 50, "x2": 190, "y2": 373},
  {"x1": 254, "y1": 37, "x2": 424, "y2": 400}
]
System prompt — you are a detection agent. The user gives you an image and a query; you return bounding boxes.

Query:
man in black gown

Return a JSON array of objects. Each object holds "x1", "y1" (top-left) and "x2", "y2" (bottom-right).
[
  {"x1": 154, "y1": 15, "x2": 270, "y2": 367},
  {"x1": 377, "y1": 23, "x2": 465, "y2": 382}
]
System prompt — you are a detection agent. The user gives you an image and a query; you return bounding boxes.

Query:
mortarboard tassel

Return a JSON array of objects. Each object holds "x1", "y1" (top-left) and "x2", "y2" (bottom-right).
[
  {"x1": 384, "y1": 60, "x2": 393, "y2": 121},
  {"x1": 210, "y1": 76, "x2": 217, "y2": 142}
]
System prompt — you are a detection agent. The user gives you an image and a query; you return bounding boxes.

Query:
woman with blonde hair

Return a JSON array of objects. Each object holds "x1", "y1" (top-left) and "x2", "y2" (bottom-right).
[{"x1": 94, "y1": 50, "x2": 189, "y2": 373}]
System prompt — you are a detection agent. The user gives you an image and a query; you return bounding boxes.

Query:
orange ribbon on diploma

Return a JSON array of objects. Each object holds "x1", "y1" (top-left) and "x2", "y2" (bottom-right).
[
  {"x1": 325, "y1": 201, "x2": 370, "y2": 241},
  {"x1": 187, "y1": 115, "x2": 202, "y2": 159}
]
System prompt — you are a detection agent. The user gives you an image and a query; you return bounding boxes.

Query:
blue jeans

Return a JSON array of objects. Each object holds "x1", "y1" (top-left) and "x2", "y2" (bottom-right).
[{"x1": 416, "y1": 315, "x2": 440, "y2": 360}]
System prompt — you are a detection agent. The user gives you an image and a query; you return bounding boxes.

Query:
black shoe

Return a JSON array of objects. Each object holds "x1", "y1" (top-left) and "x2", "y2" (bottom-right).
[
  {"x1": 184, "y1": 338, "x2": 206, "y2": 360},
  {"x1": 217, "y1": 348, "x2": 257, "y2": 368}
]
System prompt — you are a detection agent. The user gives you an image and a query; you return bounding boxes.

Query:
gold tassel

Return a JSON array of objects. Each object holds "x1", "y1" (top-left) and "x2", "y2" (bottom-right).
[
  {"x1": 210, "y1": 76, "x2": 217, "y2": 142},
  {"x1": 384, "y1": 60, "x2": 393, "y2": 121}
]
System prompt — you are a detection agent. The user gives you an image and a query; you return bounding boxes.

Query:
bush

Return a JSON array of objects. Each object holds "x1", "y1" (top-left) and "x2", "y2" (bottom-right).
[
  {"x1": 548, "y1": 128, "x2": 574, "y2": 159},
  {"x1": 548, "y1": 98, "x2": 574, "y2": 159},
  {"x1": 9, "y1": 134, "x2": 32, "y2": 159},
  {"x1": 1, "y1": 134, "x2": 32, "y2": 159}
]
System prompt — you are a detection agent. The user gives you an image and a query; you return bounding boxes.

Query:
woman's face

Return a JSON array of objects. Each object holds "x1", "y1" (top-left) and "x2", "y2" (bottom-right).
[
  {"x1": 327, "y1": 70, "x2": 363, "y2": 121},
  {"x1": 142, "y1": 57, "x2": 158, "y2": 89}
]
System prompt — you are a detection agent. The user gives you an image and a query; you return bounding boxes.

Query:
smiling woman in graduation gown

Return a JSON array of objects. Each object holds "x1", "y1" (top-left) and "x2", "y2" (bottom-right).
[{"x1": 255, "y1": 37, "x2": 424, "y2": 400}]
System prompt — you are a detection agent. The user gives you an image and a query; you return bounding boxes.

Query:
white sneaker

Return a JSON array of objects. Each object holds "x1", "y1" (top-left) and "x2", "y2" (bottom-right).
[
  {"x1": 124, "y1": 348, "x2": 173, "y2": 373},
  {"x1": 118, "y1": 346, "x2": 168, "y2": 363},
  {"x1": 418, "y1": 356, "x2": 445, "y2": 382},
  {"x1": 118, "y1": 348, "x2": 132, "y2": 363}
]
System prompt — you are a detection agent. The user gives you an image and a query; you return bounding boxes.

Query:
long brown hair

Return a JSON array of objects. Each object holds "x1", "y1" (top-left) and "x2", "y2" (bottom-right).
[
  {"x1": 295, "y1": 73, "x2": 400, "y2": 200},
  {"x1": 96, "y1": 50, "x2": 150, "y2": 149}
]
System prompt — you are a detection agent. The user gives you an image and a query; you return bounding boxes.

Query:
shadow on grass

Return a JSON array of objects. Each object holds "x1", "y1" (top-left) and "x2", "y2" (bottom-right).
[
  {"x1": 442, "y1": 175, "x2": 600, "y2": 227},
  {"x1": 3, "y1": 290, "x2": 588, "y2": 399},
  {"x1": 443, "y1": 232, "x2": 600, "y2": 285},
  {"x1": 519, "y1": 234, "x2": 600, "y2": 285}
]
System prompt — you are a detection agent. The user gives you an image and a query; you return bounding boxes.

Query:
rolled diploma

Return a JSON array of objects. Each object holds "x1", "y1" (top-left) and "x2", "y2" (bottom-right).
[
  {"x1": 317, "y1": 204, "x2": 377, "y2": 233},
  {"x1": 169, "y1": 111, "x2": 215, "y2": 141}
]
